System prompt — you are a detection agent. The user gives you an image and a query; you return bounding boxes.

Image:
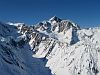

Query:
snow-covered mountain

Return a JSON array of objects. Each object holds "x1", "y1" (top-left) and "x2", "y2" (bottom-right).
[{"x1": 0, "y1": 16, "x2": 100, "y2": 75}]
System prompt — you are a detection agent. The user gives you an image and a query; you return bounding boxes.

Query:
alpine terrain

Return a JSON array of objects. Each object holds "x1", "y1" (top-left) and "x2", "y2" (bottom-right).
[{"x1": 0, "y1": 16, "x2": 100, "y2": 75}]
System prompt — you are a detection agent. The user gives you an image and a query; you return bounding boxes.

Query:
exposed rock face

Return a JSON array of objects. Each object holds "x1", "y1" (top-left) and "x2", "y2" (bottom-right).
[{"x1": 0, "y1": 17, "x2": 100, "y2": 75}]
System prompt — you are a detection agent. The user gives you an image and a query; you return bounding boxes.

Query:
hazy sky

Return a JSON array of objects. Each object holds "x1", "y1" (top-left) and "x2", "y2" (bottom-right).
[{"x1": 0, "y1": 0, "x2": 100, "y2": 27}]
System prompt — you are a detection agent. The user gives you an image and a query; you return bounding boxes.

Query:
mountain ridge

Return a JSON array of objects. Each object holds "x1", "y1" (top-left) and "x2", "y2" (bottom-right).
[{"x1": 0, "y1": 16, "x2": 100, "y2": 75}]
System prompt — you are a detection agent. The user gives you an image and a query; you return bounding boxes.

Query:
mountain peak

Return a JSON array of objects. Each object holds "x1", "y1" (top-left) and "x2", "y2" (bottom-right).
[
  {"x1": 0, "y1": 17, "x2": 100, "y2": 75},
  {"x1": 49, "y1": 16, "x2": 62, "y2": 22}
]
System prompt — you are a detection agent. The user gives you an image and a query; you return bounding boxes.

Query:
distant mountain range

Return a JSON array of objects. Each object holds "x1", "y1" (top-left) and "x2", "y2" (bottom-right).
[{"x1": 0, "y1": 16, "x2": 100, "y2": 75}]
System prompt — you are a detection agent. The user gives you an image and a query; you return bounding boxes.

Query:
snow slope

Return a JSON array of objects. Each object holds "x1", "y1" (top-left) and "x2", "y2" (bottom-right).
[
  {"x1": 0, "y1": 16, "x2": 100, "y2": 75},
  {"x1": 0, "y1": 22, "x2": 52, "y2": 75}
]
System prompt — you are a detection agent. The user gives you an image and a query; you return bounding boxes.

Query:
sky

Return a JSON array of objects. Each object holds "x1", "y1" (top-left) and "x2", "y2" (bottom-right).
[{"x1": 0, "y1": 0, "x2": 100, "y2": 28}]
